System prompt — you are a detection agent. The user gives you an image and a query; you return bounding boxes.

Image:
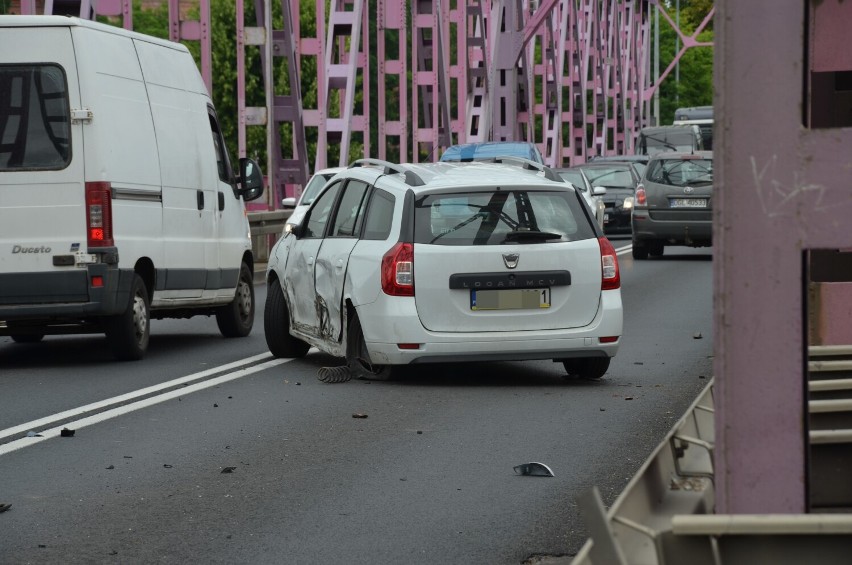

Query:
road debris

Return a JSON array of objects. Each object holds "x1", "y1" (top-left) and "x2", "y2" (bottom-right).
[
  {"x1": 317, "y1": 366, "x2": 352, "y2": 383},
  {"x1": 513, "y1": 462, "x2": 554, "y2": 477},
  {"x1": 60, "y1": 428, "x2": 75, "y2": 437},
  {"x1": 693, "y1": 332, "x2": 703, "y2": 339},
  {"x1": 163, "y1": 464, "x2": 173, "y2": 469},
  {"x1": 26, "y1": 431, "x2": 42, "y2": 437},
  {"x1": 106, "y1": 465, "x2": 115, "y2": 470},
  {"x1": 0, "y1": 503, "x2": 11, "y2": 513},
  {"x1": 221, "y1": 467, "x2": 237, "y2": 474},
  {"x1": 352, "y1": 413, "x2": 368, "y2": 419}
]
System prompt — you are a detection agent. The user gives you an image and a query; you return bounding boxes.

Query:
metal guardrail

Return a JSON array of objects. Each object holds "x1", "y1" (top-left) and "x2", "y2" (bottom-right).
[{"x1": 248, "y1": 210, "x2": 291, "y2": 263}]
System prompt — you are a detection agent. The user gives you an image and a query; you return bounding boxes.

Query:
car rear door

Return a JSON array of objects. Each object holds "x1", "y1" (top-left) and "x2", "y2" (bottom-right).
[
  {"x1": 412, "y1": 187, "x2": 603, "y2": 332},
  {"x1": 0, "y1": 26, "x2": 86, "y2": 301},
  {"x1": 313, "y1": 179, "x2": 370, "y2": 342}
]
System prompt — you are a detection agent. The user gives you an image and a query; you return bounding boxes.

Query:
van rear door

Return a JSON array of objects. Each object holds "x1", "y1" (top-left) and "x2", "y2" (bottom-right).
[{"x1": 0, "y1": 26, "x2": 86, "y2": 300}]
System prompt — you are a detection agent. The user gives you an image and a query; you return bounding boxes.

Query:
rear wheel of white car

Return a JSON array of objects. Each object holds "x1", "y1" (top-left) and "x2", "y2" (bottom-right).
[
  {"x1": 347, "y1": 312, "x2": 394, "y2": 381},
  {"x1": 562, "y1": 357, "x2": 610, "y2": 380},
  {"x1": 216, "y1": 263, "x2": 254, "y2": 338},
  {"x1": 105, "y1": 274, "x2": 150, "y2": 361},
  {"x1": 264, "y1": 280, "x2": 310, "y2": 358}
]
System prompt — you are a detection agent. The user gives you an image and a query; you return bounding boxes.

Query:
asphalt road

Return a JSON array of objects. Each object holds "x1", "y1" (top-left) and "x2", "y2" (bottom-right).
[{"x1": 0, "y1": 239, "x2": 713, "y2": 564}]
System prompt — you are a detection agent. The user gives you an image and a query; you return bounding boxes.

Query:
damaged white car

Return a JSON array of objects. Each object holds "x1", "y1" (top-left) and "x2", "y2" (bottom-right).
[{"x1": 264, "y1": 158, "x2": 623, "y2": 380}]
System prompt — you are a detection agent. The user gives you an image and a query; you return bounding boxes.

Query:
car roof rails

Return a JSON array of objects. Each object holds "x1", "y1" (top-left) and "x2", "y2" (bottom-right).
[
  {"x1": 485, "y1": 155, "x2": 561, "y2": 183},
  {"x1": 349, "y1": 158, "x2": 425, "y2": 187}
]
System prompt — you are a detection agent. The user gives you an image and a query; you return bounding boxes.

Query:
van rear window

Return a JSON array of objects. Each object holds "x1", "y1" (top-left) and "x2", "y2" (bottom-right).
[
  {"x1": 0, "y1": 65, "x2": 71, "y2": 171},
  {"x1": 414, "y1": 189, "x2": 595, "y2": 246}
]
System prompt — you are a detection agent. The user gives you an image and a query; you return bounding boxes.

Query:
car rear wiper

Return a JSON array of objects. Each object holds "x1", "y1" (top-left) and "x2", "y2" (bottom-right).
[{"x1": 502, "y1": 230, "x2": 564, "y2": 243}]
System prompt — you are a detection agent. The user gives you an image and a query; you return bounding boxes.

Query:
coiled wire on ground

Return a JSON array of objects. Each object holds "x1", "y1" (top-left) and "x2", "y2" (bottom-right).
[{"x1": 317, "y1": 366, "x2": 352, "y2": 384}]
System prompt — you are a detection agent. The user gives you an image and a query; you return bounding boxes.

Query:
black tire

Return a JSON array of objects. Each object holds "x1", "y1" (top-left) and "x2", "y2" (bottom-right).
[
  {"x1": 11, "y1": 334, "x2": 44, "y2": 344},
  {"x1": 346, "y1": 311, "x2": 394, "y2": 381},
  {"x1": 649, "y1": 241, "x2": 665, "y2": 257},
  {"x1": 264, "y1": 280, "x2": 310, "y2": 358},
  {"x1": 105, "y1": 274, "x2": 150, "y2": 361},
  {"x1": 216, "y1": 263, "x2": 255, "y2": 338},
  {"x1": 632, "y1": 240, "x2": 649, "y2": 260},
  {"x1": 562, "y1": 357, "x2": 611, "y2": 380}
]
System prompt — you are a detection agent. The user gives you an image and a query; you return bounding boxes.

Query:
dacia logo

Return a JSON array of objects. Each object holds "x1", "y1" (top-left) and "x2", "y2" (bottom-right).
[{"x1": 12, "y1": 245, "x2": 52, "y2": 254}]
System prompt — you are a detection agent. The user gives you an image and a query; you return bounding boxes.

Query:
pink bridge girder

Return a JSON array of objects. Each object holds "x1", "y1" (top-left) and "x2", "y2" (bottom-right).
[{"x1": 20, "y1": 0, "x2": 712, "y2": 205}]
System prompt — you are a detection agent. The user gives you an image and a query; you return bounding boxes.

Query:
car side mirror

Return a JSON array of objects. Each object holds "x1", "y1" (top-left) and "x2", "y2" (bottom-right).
[
  {"x1": 593, "y1": 186, "x2": 607, "y2": 196},
  {"x1": 239, "y1": 158, "x2": 264, "y2": 202},
  {"x1": 287, "y1": 222, "x2": 305, "y2": 239},
  {"x1": 281, "y1": 197, "x2": 296, "y2": 208}
]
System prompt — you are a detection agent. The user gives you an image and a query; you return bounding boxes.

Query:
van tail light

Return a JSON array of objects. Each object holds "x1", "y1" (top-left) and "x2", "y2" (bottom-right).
[
  {"x1": 635, "y1": 184, "x2": 647, "y2": 206},
  {"x1": 381, "y1": 242, "x2": 414, "y2": 296},
  {"x1": 598, "y1": 237, "x2": 620, "y2": 290},
  {"x1": 85, "y1": 182, "x2": 114, "y2": 248}
]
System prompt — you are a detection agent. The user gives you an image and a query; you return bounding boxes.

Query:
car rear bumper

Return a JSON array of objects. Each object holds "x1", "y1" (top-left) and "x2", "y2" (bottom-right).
[
  {"x1": 0, "y1": 266, "x2": 132, "y2": 332},
  {"x1": 631, "y1": 210, "x2": 712, "y2": 245},
  {"x1": 356, "y1": 290, "x2": 623, "y2": 365}
]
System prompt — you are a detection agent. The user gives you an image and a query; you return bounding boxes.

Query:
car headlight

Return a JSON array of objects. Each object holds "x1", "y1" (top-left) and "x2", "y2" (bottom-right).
[{"x1": 622, "y1": 196, "x2": 634, "y2": 210}]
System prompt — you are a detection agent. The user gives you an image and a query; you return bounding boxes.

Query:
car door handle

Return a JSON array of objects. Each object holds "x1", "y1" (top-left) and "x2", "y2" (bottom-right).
[
  {"x1": 336, "y1": 259, "x2": 344, "y2": 270},
  {"x1": 218, "y1": 191, "x2": 225, "y2": 211},
  {"x1": 307, "y1": 256, "x2": 314, "y2": 266},
  {"x1": 197, "y1": 190, "x2": 204, "y2": 210}
]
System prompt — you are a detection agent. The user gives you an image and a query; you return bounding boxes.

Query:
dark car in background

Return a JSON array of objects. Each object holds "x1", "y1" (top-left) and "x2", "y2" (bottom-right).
[
  {"x1": 576, "y1": 162, "x2": 640, "y2": 235},
  {"x1": 631, "y1": 151, "x2": 713, "y2": 259},
  {"x1": 589, "y1": 154, "x2": 650, "y2": 178}
]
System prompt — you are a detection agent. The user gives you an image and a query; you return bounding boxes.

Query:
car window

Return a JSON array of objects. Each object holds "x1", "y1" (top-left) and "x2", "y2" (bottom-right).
[
  {"x1": 0, "y1": 64, "x2": 70, "y2": 171},
  {"x1": 300, "y1": 172, "x2": 333, "y2": 205},
  {"x1": 582, "y1": 167, "x2": 635, "y2": 188},
  {"x1": 362, "y1": 188, "x2": 395, "y2": 240},
  {"x1": 329, "y1": 180, "x2": 369, "y2": 237},
  {"x1": 557, "y1": 171, "x2": 588, "y2": 191},
  {"x1": 208, "y1": 109, "x2": 233, "y2": 184},
  {"x1": 646, "y1": 158, "x2": 713, "y2": 187},
  {"x1": 414, "y1": 189, "x2": 595, "y2": 246},
  {"x1": 303, "y1": 181, "x2": 342, "y2": 238}
]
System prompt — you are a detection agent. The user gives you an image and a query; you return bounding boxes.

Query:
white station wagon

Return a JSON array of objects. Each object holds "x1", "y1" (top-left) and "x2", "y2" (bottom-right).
[{"x1": 264, "y1": 158, "x2": 623, "y2": 380}]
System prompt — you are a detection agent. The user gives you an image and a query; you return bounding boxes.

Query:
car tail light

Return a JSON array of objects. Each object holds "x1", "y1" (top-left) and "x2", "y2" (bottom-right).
[
  {"x1": 598, "y1": 237, "x2": 620, "y2": 290},
  {"x1": 381, "y1": 242, "x2": 414, "y2": 296},
  {"x1": 85, "y1": 182, "x2": 114, "y2": 248},
  {"x1": 635, "y1": 184, "x2": 647, "y2": 206}
]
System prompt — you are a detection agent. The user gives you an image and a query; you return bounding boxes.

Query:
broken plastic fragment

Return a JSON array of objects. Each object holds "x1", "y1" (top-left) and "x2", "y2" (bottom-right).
[
  {"x1": 221, "y1": 466, "x2": 237, "y2": 474},
  {"x1": 352, "y1": 413, "x2": 368, "y2": 419},
  {"x1": 513, "y1": 462, "x2": 554, "y2": 477},
  {"x1": 60, "y1": 428, "x2": 75, "y2": 437},
  {"x1": 318, "y1": 366, "x2": 352, "y2": 384},
  {"x1": 26, "y1": 431, "x2": 42, "y2": 438}
]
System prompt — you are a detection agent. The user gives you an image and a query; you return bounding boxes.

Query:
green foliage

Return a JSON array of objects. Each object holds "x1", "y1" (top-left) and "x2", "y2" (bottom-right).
[{"x1": 657, "y1": 2, "x2": 714, "y2": 124}]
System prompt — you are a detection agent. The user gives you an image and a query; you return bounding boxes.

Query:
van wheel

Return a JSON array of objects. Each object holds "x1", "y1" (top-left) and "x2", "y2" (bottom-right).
[
  {"x1": 105, "y1": 274, "x2": 150, "y2": 361},
  {"x1": 216, "y1": 263, "x2": 255, "y2": 338},
  {"x1": 11, "y1": 334, "x2": 44, "y2": 344},
  {"x1": 649, "y1": 241, "x2": 665, "y2": 257},
  {"x1": 264, "y1": 280, "x2": 310, "y2": 358},
  {"x1": 346, "y1": 312, "x2": 394, "y2": 381},
  {"x1": 562, "y1": 357, "x2": 610, "y2": 380}
]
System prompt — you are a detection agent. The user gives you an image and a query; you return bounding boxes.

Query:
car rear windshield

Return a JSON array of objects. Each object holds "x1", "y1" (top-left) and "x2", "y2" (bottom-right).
[
  {"x1": 414, "y1": 189, "x2": 595, "y2": 246},
  {"x1": 645, "y1": 158, "x2": 713, "y2": 187},
  {"x1": 0, "y1": 64, "x2": 71, "y2": 171},
  {"x1": 580, "y1": 166, "x2": 635, "y2": 189}
]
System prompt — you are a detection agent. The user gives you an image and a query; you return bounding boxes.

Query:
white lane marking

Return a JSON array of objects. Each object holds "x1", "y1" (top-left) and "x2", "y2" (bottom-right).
[
  {"x1": 0, "y1": 357, "x2": 291, "y2": 457},
  {"x1": 0, "y1": 352, "x2": 276, "y2": 444},
  {"x1": 615, "y1": 243, "x2": 632, "y2": 256}
]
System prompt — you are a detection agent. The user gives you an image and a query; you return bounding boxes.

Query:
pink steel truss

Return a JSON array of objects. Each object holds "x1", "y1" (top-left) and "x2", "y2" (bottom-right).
[
  {"x1": 167, "y1": 0, "x2": 211, "y2": 95},
  {"x1": 15, "y1": 0, "x2": 710, "y2": 203}
]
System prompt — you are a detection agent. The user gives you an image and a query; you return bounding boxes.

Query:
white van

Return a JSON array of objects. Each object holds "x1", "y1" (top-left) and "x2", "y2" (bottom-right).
[{"x1": 0, "y1": 16, "x2": 265, "y2": 360}]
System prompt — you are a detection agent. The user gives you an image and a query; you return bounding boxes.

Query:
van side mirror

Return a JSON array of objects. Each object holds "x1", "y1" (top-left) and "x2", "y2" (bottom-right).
[
  {"x1": 288, "y1": 222, "x2": 305, "y2": 238},
  {"x1": 239, "y1": 158, "x2": 264, "y2": 202},
  {"x1": 593, "y1": 186, "x2": 607, "y2": 196}
]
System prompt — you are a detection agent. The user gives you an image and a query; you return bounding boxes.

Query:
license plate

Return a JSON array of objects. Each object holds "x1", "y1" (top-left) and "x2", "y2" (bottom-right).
[
  {"x1": 669, "y1": 198, "x2": 707, "y2": 208},
  {"x1": 471, "y1": 288, "x2": 550, "y2": 310}
]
